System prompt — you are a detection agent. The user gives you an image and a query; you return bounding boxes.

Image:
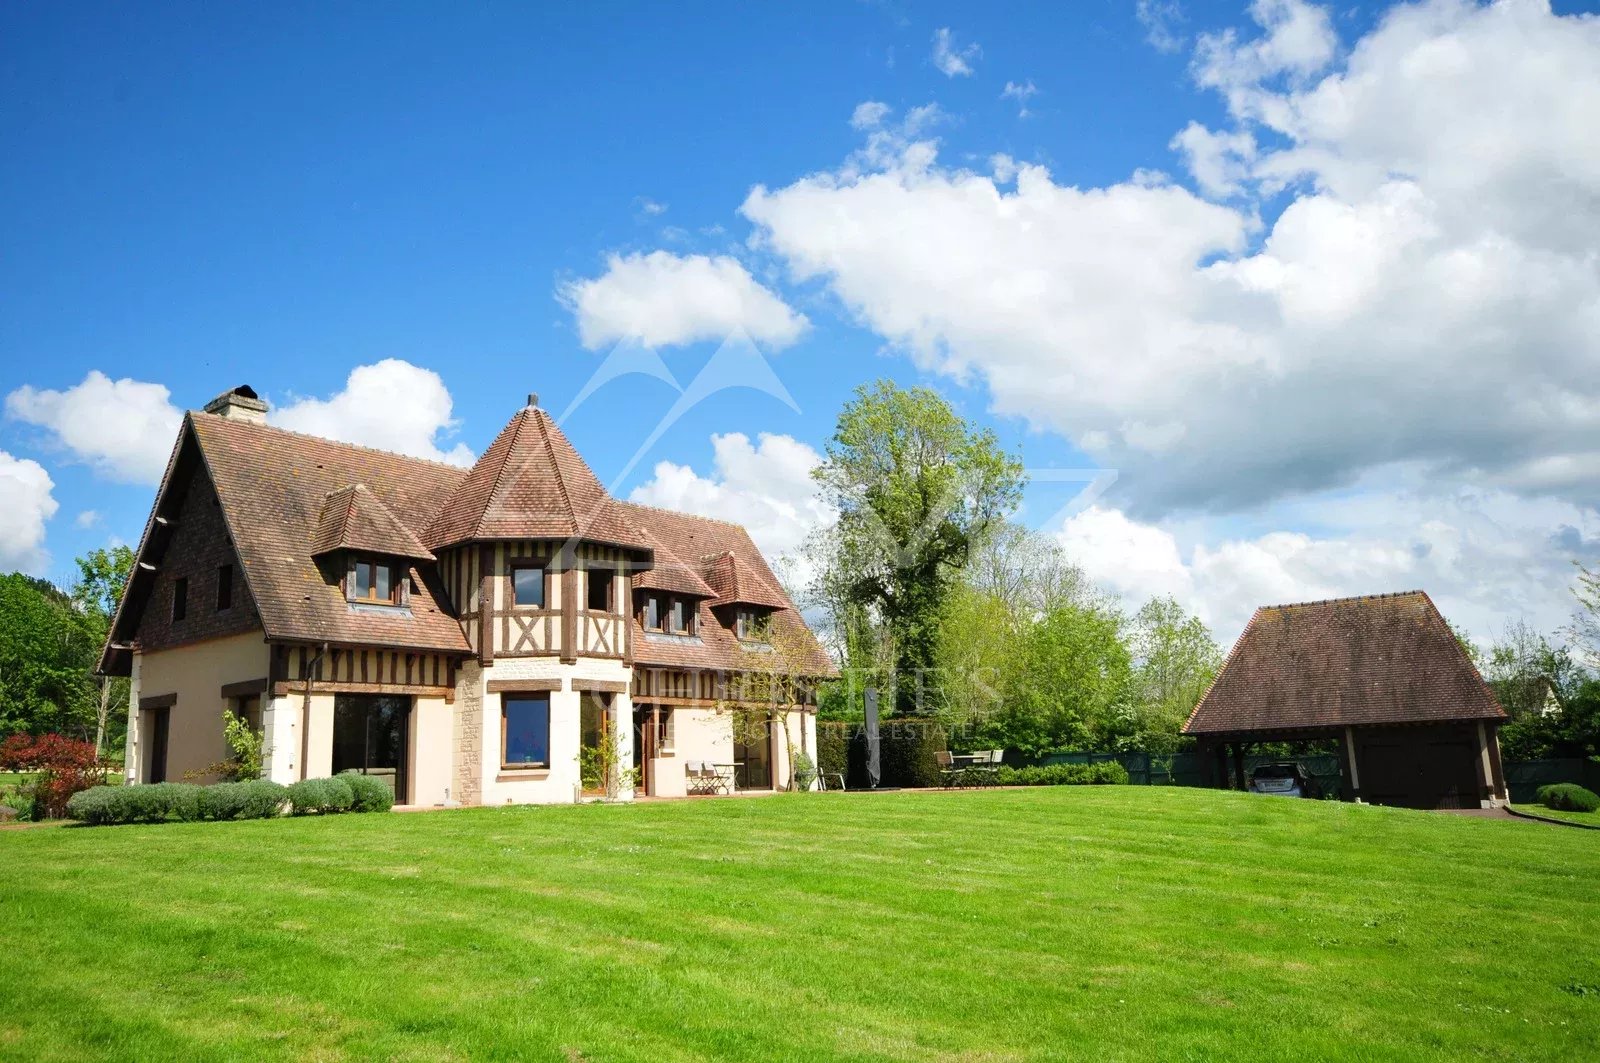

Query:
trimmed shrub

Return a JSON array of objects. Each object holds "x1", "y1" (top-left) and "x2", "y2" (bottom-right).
[
  {"x1": 0, "y1": 734, "x2": 104, "y2": 819},
  {"x1": 66, "y1": 782, "x2": 205, "y2": 824},
  {"x1": 287, "y1": 776, "x2": 355, "y2": 815},
  {"x1": 994, "y1": 762, "x2": 1130, "y2": 787},
  {"x1": 1538, "y1": 783, "x2": 1599, "y2": 813},
  {"x1": 339, "y1": 772, "x2": 395, "y2": 813},
  {"x1": 879, "y1": 719, "x2": 947, "y2": 789},
  {"x1": 198, "y1": 780, "x2": 289, "y2": 821}
]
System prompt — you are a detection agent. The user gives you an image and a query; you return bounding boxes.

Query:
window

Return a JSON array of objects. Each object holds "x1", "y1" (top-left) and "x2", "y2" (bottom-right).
[
  {"x1": 586, "y1": 568, "x2": 613, "y2": 612},
  {"x1": 643, "y1": 594, "x2": 661, "y2": 630},
  {"x1": 230, "y1": 694, "x2": 260, "y2": 732},
  {"x1": 735, "y1": 607, "x2": 766, "y2": 641},
  {"x1": 502, "y1": 695, "x2": 551, "y2": 768},
  {"x1": 171, "y1": 577, "x2": 188, "y2": 622},
  {"x1": 668, "y1": 597, "x2": 689, "y2": 635},
  {"x1": 216, "y1": 564, "x2": 233, "y2": 612},
  {"x1": 511, "y1": 565, "x2": 546, "y2": 608},
  {"x1": 349, "y1": 557, "x2": 401, "y2": 605}
]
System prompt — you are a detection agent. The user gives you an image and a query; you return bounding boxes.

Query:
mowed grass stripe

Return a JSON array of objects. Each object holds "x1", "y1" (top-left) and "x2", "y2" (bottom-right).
[{"x1": 2, "y1": 787, "x2": 1597, "y2": 1062}]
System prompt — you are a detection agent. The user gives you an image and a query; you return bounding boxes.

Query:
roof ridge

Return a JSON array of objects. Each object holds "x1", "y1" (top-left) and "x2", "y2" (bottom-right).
[
  {"x1": 193, "y1": 410, "x2": 471, "y2": 472},
  {"x1": 1261, "y1": 589, "x2": 1428, "y2": 612},
  {"x1": 533, "y1": 408, "x2": 577, "y2": 528}
]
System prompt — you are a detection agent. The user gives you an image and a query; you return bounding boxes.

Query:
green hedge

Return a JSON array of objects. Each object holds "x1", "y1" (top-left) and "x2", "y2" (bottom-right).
[
  {"x1": 66, "y1": 780, "x2": 288, "y2": 825},
  {"x1": 287, "y1": 776, "x2": 355, "y2": 815},
  {"x1": 995, "y1": 762, "x2": 1130, "y2": 786},
  {"x1": 819, "y1": 718, "x2": 948, "y2": 788},
  {"x1": 817, "y1": 722, "x2": 849, "y2": 782},
  {"x1": 340, "y1": 772, "x2": 395, "y2": 813},
  {"x1": 1536, "y1": 783, "x2": 1599, "y2": 813}
]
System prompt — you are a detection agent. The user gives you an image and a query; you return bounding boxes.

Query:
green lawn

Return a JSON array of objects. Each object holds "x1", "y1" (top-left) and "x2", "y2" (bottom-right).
[
  {"x1": 1512, "y1": 803, "x2": 1600, "y2": 827},
  {"x1": 2, "y1": 788, "x2": 1597, "y2": 1062}
]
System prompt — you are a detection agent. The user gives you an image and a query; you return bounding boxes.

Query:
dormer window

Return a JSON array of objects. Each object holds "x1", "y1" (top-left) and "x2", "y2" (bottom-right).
[
  {"x1": 734, "y1": 607, "x2": 770, "y2": 642},
  {"x1": 641, "y1": 593, "x2": 696, "y2": 636},
  {"x1": 349, "y1": 556, "x2": 403, "y2": 606}
]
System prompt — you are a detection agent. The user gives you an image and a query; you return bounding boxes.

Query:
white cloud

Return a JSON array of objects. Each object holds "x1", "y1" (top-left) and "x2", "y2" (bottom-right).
[
  {"x1": 271, "y1": 359, "x2": 474, "y2": 467},
  {"x1": 1060, "y1": 479, "x2": 1600, "y2": 647},
  {"x1": 1137, "y1": 0, "x2": 1188, "y2": 54},
  {"x1": 0, "y1": 451, "x2": 58, "y2": 574},
  {"x1": 1001, "y1": 80, "x2": 1038, "y2": 117},
  {"x1": 628, "y1": 432, "x2": 831, "y2": 564},
  {"x1": 931, "y1": 27, "x2": 980, "y2": 77},
  {"x1": 5, "y1": 371, "x2": 182, "y2": 485},
  {"x1": 850, "y1": 101, "x2": 892, "y2": 130},
  {"x1": 635, "y1": 197, "x2": 668, "y2": 216},
  {"x1": 561, "y1": 251, "x2": 809, "y2": 351},
  {"x1": 741, "y1": 0, "x2": 1600, "y2": 517},
  {"x1": 75, "y1": 510, "x2": 101, "y2": 529}
]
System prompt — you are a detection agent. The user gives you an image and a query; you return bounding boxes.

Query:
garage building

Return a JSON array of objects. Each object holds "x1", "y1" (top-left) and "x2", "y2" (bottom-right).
[{"x1": 1183, "y1": 591, "x2": 1508, "y2": 809}]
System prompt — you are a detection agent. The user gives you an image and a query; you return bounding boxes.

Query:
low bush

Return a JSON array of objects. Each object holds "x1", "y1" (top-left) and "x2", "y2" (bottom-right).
[
  {"x1": 68, "y1": 779, "x2": 288, "y2": 825},
  {"x1": 0, "y1": 734, "x2": 104, "y2": 819},
  {"x1": 339, "y1": 772, "x2": 394, "y2": 813},
  {"x1": 817, "y1": 723, "x2": 848, "y2": 783},
  {"x1": 287, "y1": 776, "x2": 355, "y2": 815},
  {"x1": 1537, "y1": 783, "x2": 1599, "y2": 813},
  {"x1": 994, "y1": 761, "x2": 1130, "y2": 787},
  {"x1": 198, "y1": 780, "x2": 290, "y2": 820}
]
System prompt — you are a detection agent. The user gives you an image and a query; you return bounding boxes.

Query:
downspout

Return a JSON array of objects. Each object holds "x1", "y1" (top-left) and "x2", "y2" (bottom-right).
[{"x1": 300, "y1": 643, "x2": 329, "y2": 782}]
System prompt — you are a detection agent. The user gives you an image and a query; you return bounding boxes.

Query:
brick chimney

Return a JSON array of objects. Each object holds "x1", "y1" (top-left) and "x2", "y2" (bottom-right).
[{"x1": 203, "y1": 385, "x2": 268, "y2": 424}]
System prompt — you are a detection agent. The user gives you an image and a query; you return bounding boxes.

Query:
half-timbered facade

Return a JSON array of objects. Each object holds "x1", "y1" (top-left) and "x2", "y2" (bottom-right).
[{"x1": 100, "y1": 386, "x2": 834, "y2": 806}]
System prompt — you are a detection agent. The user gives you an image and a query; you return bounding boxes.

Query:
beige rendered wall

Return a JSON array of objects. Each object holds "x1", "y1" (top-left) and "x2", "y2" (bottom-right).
[
  {"x1": 130, "y1": 632, "x2": 270, "y2": 784},
  {"x1": 473, "y1": 656, "x2": 633, "y2": 806},
  {"x1": 410, "y1": 696, "x2": 453, "y2": 806}
]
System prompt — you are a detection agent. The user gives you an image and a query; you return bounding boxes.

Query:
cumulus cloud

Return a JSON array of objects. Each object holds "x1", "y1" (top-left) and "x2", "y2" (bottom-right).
[
  {"x1": 561, "y1": 251, "x2": 809, "y2": 351},
  {"x1": 741, "y1": 0, "x2": 1600, "y2": 517},
  {"x1": 931, "y1": 27, "x2": 980, "y2": 77},
  {"x1": 75, "y1": 510, "x2": 101, "y2": 529},
  {"x1": 628, "y1": 432, "x2": 831, "y2": 565},
  {"x1": 5, "y1": 371, "x2": 182, "y2": 485},
  {"x1": 0, "y1": 451, "x2": 58, "y2": 574},
  {"x1": 1060, "y1": 478, "x2": 1600, "y2": 647},
  {"x1": 850, "y1": 101, "x2": 892, "y2": 130},
  {"x1": 271, "y1": 359, "x2": 474, "y2": 466}
]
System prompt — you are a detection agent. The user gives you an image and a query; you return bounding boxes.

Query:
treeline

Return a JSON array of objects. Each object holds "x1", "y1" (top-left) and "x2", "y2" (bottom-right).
[
  {"x1": 0, "y1": 547, "x2": 134, "y2": 756},
  {"x1": 798, "y1": 379, "x2": 1600, "y2": 764}
]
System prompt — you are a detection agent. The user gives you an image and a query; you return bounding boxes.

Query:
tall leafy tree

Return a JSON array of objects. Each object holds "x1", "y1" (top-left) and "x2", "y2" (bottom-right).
[
  {"x1": 1127, "y1": 597, "x2": 1223, "y2": 754},
  {"x1": 812, "y1": 381, "x2": 1024, "y2": 714},
  {"x1": 71, "y1": 546, "x2": 135, "y2": 755}
]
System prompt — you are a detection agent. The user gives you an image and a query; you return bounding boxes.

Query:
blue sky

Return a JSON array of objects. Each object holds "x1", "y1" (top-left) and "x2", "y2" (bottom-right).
[{"x1": 4, "y1": 1, "x2": 1600, "y2": 644}]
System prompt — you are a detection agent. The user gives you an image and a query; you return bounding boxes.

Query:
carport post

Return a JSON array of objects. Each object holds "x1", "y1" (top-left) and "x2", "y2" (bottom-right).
[
  {"x1": 1342, "y1": 726, "x2": 1363, "y2": 803},
  {"x1": 1231, "y1": 743, "x2": 1247, "y2": 792},
  {"x1": 1213, "y1": 742, "x2": 1230, "y2": 790}
]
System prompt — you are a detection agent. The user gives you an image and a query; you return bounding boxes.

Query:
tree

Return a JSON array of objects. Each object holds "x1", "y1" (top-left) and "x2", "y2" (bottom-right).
[
  {"x1": 811, "y1": 380, "x2": 1024, "y2": 715},
  {"x1": 1571, "y1": 560, "x2": 1600, "y2": 663},
  {"x1": 0, "y1": 573, "x2": 97, "y2": 739},
  {"x1": 1127, "y1": 596, "x2": 1223, "y2": 756},
  {"x1": 987, "y1": 599, "x2": 1132, "y2": 757},
  {"x1": 70, "y1": 546, "x2": 135, "y2": 757}
]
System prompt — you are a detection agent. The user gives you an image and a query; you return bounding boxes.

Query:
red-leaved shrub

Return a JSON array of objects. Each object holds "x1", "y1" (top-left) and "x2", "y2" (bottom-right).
[{"x1": 0, "y1": 734, "x2": 104, "y2": 819}]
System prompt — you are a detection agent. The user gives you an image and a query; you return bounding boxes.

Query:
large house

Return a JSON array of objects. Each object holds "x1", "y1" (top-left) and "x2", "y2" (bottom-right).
[{"x1": 99, "y1": 386, "x2": 835, "y2": 805}]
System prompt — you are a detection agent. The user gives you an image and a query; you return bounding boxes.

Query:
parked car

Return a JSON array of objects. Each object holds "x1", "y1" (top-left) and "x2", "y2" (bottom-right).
[{"x1": 1248, "y1": 762, "x2": 1322, "y2": 799}]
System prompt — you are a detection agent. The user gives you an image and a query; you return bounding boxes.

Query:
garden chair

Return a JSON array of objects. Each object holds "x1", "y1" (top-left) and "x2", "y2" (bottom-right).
[
  {"x1": 935, "y1": 750, "x2": 963, "y2": 789},
  {"x1": 819, "y1": 769, "x2": 846, "y2": 791},
  {"x1": 685, "y1": 760, "x2": 710, "y2": 795}
]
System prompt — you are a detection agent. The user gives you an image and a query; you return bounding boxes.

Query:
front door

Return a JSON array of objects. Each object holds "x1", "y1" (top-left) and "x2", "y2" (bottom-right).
[
  {"x1": 734, "y1": 719, "x2": 773, "y2": 791},
  {"x1": 579, "y1": 693, "x2": 612, "y2": 795},
  {"x1": 332, "y1": 695, "x2": 411, "y2": 803},
  {"x1": 146, "y1": 707, "x2": 170, "y2": 784}
]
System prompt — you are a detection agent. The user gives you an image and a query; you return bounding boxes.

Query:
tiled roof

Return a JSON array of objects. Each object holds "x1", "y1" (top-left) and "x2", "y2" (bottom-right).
[
  {"x1": 424, "y1": 404, "x2": 650, "y2": 553},
  {"x1": 189, "y1": 413, "x2": 472, "y2": 654},
  {"x1": 311, "y1": 484, "x2": 435, "y2": 561},
  {"x1": 1183, "y1": 591, "x2": 1504, "y2": 735},
  {"x1": 614, "y1": 501, "x2": 836, "y2": 677},
  {"x1": 631, "y1": 527, "x2": 717, "y2": 598},
  {"x1": 108, "y1": 404, "x2": 834, "y2": 678},
  {"x1": 703, "y1": 551, "x2": 789, "y2": 610}
]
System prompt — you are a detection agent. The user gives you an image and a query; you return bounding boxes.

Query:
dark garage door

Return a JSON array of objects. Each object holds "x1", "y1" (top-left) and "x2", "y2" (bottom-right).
[{"x1": 1357, "y1": 725, "x2": 1481, "y2": 809}]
